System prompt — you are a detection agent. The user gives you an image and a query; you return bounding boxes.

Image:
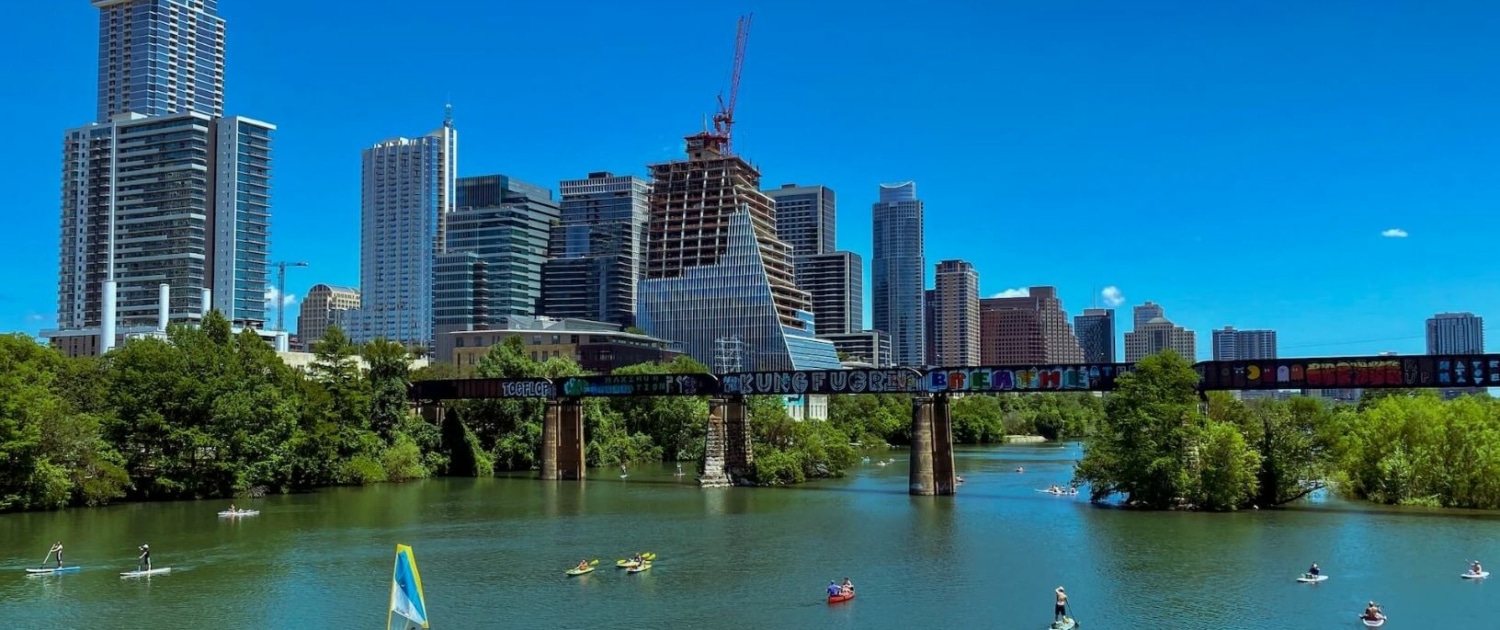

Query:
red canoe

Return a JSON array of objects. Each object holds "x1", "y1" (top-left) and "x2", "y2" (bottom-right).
[{"x1": 828, "y1": 591, "x2": 855, "y2": 604}]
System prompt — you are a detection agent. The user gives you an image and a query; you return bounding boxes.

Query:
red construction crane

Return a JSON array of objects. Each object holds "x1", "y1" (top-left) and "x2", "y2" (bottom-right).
[{"x1": 712, "y1": 14, "x2": 752, "y2": 154}]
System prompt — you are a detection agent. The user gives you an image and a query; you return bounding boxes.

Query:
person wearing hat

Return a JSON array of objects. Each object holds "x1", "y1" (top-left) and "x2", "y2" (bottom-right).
[
  {"x1": 1054, "y1": 586, "x2": 1069, "y2": 622},
  {"x1": 137, "y1": 543, "x2": 152, "y2": 572}
]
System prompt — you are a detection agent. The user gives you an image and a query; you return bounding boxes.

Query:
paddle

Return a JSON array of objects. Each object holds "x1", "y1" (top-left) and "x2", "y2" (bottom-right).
[{"x1": 37, "y1": 550, "x2": 51, "y2": 570}]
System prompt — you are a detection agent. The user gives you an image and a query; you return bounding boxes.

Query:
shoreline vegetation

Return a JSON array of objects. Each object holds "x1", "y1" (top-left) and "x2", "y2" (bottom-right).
[{"x1": 0, "y1": 317, "x2": 1493, "y2": 513}]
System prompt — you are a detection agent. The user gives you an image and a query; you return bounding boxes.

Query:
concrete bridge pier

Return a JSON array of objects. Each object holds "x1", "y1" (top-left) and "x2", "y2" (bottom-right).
[
  {"x1": 417, "y1": 401, "x2": 444, "y2": 424},
  {"x1": 540, "y1": 399, "x2": 586, "y2": 481},
  {"x1": 909, "y1": 394, "x2": 957, "y2": 496},
  {"x1": 700, "y1": 396, "x2": 751, "y2": 488}
]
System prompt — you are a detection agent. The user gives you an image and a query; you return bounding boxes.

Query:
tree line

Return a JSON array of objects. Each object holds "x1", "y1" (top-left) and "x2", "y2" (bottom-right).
[{"x1": 1074, "y1": 350, "x2": 1500, "y2": 511}]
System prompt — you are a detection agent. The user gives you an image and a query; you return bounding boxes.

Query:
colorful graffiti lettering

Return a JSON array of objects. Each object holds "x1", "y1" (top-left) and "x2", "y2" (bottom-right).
[
  {"x1": 1305, "y1": 360, "x2": 1402, "y2": 388},
  {"x1": 924, "y1": 365, "x2": 1130, "y2": 393},
  {"x1": 721, "y1": 369, "x2": 924, "y2": 395}
]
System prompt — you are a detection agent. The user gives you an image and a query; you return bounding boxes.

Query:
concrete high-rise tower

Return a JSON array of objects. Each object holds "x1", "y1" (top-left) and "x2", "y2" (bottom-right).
[
  {"x1": 1426, "y1": 313, "x2": 1485, "y2": 354},
  {"x1": 871, "y1": 182, "x2": 926, "y2": 366},
  {"x1": 933, "y1": 260, "x2": 980, "y2": 366},
  {"x1": 342, "y1": 115, "x2": 458, "y2": 349},
  {"x1": 1212, "y1": 326, "x2": 1278, "y2": 361},
  {"x1": 50, "y1": 0, "x2": 277, "y2": 356}
]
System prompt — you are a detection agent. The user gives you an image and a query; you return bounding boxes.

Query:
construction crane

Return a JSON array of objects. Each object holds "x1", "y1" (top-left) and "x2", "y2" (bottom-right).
[
  {"x1": 272, "y1": 261, "x2": 308, "y2": 332},
  {"x1": 711, "y1": 13, "x2": 753, "y2": 155}
]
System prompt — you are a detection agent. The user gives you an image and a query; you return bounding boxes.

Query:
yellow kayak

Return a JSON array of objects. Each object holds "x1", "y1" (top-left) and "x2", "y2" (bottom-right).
[
  {"x1": 627, "y1": 562, "x2": 652, "y2": 574},
  {"x1": 616, "y1": 553, "x2": 656, "y2": 568},
  {"x1": 566, "y1": 566, "x2": 595, "y2": 576}
]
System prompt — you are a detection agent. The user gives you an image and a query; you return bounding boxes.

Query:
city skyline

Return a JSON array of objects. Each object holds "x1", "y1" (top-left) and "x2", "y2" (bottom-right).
[{"x1": 8, "y1": 1, "x2": 1500, "y2": 360}]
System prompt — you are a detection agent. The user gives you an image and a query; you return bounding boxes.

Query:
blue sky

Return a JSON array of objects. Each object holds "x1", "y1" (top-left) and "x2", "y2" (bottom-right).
[{"x1": 4, "y1": 0, "x2": 1500, "y2": 360}]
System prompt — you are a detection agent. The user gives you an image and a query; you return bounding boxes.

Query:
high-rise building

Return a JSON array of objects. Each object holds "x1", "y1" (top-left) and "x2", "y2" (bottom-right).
[
  {"x1": 1124, "y1": 302, "x2": 1197, "y2": 362},
  {"x1": 979, "y1": 286, "x2": 1084, "y2": 364},
  {"x1": 539, "y1": 172, "x2": 650, "y2": 327},
  {"x1": 1074, "y1": 308, "x2": 1116, "y2": 363},
  {"x1": 342, "y1": 115, "x2": 458, "y2": 349},
  {"x1": 1212, "y1": 326, "x2": 1278, "y2": 361},
  {"x1": 296, "y1": 284, "x2": 360, "y2": 350},
  {"x1": 822, "y1": 330, "x2": 893, "y2": 367},
  {"x1": 449, "y1": 175, "x2": 559, "y2": 316},
  {"x1": 636, "y1": 135, "x2": 839, "y2": 372},
  {"x1": 50, "y1": 2, "x2": 277, "y2": 356},
  {"x1": 872, "y1": 182, "x2": 926, "y2": 366},
  {"x1": 1426, "y1": 313, "x2": 1485, "y2": 354},
  {"x1": 924, "y1": 288, "x2": 937, "y2": 366},
  {"x1": 93, "y1": 0, "x2": 226, "y2": 122},
  {"x1": 800, "y1": 252, "x2": 862, "y2": 337},
  {"x1": 932, "y1": 260, "x2": 980, "y2": 366},
  {"x1": 430, "y1": 252, "x2": 488, "y2": 362},
  {"x1": 765, "y1": 183, "x2": 836, "y2": 267}
]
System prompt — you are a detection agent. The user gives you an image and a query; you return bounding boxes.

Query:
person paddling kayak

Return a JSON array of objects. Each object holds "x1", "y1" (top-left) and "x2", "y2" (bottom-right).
[
  {"x1": 576, "y1": 560, "x2": 590, "y2": 571},
  {"x1": 841, "y1": 577, "x2": 855, "y2": 596},
  {"x1": 1471, "y1": 561, "x2": 1484, "y2": 575},
  {"x1": 1307, "y1": 563, "x2": 1320, "y2": 577},
  {"x1": 49, "y1": 542, "x2": 64, "y2": 568},
  {"x1": 1054, "y1": 586, "x2": 1069, "y2": 621},
  {"x1": 1362, "y1": 601, "x2": 1384, "y2": 621},
  {"x1": 826, "y1": 581, "x2": 842, "y2": 597}
]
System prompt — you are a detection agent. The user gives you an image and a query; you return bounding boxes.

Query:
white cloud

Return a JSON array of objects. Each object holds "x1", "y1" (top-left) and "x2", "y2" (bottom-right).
[
  {"x1": 1100, "y1": 286, "x2": 1125, "y2": 308},
  {"x1": 990, "y1": 288, "x2": 1030, "y2": 298},
  {"x1": 264, "y1": 286, "x2": 297, "y2": 307},
  {"x1": 1381, "y1": 228, "x2": 1409, "y2": 238}
]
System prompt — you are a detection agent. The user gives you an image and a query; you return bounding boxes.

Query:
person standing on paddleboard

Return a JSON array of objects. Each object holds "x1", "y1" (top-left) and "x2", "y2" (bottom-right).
[
  {"x1": 49, "y1": 542, "x2": 63, "y2": 568},
  {"x1": 1054, "y1": 586, "x2": 1069, "y2": 621},
  {"x1": 137, "y1": 544, "x2": 151, "y2": 572}
]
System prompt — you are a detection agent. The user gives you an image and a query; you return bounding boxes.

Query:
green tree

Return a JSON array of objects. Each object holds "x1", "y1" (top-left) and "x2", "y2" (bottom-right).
[{"x1": 1073, "y1": 351, "x2": 1204, "y2": 509}]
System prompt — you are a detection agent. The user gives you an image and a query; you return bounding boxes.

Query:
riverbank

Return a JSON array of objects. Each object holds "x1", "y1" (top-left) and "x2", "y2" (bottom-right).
[{"x1": 1006, "y1": 434, "x2": 1049, "y2": 444}]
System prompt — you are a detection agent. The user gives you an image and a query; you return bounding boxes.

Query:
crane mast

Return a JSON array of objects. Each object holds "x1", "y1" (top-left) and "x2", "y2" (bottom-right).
[{"x1": 712, "y1": 14, "x2": 753, "y2": 154}]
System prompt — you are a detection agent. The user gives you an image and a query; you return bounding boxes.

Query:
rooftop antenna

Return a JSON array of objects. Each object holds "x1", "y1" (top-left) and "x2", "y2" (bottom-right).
[{"x1": 444, "y1": 100, "x2": 453, "y2": 127}]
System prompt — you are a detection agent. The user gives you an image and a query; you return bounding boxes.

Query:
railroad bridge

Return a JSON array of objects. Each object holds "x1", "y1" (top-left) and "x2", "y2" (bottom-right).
[{"x1": 408, "y1": 353, "x2": 1500, "y2": 496}]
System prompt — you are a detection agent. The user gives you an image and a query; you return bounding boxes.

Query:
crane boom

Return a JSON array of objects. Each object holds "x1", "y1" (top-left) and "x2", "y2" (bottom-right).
[
  {"x1": 713, "y1": 14, "x2": 753, "y2": 153},
  {"x1": 272, "y1": 261, "x2": 308, "y2": 332}
]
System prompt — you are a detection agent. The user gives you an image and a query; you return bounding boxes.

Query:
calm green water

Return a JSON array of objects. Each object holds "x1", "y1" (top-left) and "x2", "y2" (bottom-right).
[{"x1": 3, "y1": 443, "x2": 1497, "y2": 629}]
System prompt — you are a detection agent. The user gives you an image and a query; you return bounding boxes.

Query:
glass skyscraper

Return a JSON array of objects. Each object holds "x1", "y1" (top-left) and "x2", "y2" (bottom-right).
[
  {"x1": 343, "y1": 117, "x2": 458, "y2": 349},
  {"x1": 450, "y1": 175, "x2": 560, "y2": 316},
  {"x1": 539, "y1": 172, "x2": 650, "y2": 327},
  {"x1": 871, "y1": 182, "x2": 926, "y2": 367},
  {"x1": 50, "y1": 0, "x2": 275, "y2": 356},
  {"x1": 93, "y1": 0, "x2": 226, "y2": 122}
]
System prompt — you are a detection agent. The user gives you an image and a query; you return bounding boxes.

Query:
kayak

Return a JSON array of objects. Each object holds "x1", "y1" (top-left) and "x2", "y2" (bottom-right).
[
  {"x1": 627, "y1": 562, "x2": 651, "y2": 574},
  {"x1": 1360, "y1": 617, "x2": 1385, "y2": 628},
  {"x1": 1296, "y1": 574, "x2": 1329, "y2": 583},
  {"x1": 218, "y1": 510, "x2": 259, "y2": 517},
  {"x1": 1035, "y1": 489, "x2": 1078, "y2": 496},
  {"x1": 25, "y1": 566, "x2": 80, "y2": 575},
  {"x1": 828, "y1": 591, "x2": 854, "y2": 604},
  {"x1": 566, "y1": 566, "x2": 595, "y2": 576},
  {"x1": 1462, "y1": 571, "x2": 1490, "y2": 579},
  {"x1": 617, "y1": 560, "x2": 644, "y2": 568},
  {"x1": 1049, "y1": 618, "x2": 1078, "y2": 630},
  {"x1": 121, "y1": 567, "x2": 172, "y2": 578}
]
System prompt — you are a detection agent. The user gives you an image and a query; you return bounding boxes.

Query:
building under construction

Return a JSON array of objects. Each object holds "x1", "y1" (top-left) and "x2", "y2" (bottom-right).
[{"x1": 635, "y1": 15, "x2": 840, "y2": 373}]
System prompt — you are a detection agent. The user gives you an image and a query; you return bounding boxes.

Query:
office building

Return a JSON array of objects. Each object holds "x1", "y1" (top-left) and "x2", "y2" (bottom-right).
[
  {"x1": 449, "y1": 316, "x2": 681, "y2": 374},
  {"x1": 539, "y1": 172, "x2": 650, "y2": 327},
  {"x1": 1427, "y1": 313, "x2": 1485, "y2": 354},
  {"x1": 800, "y1": 252, "x2": 862, "y2": 337},
  {"x1": 93, "y1": 0, "x2": 226, "y2": 122},
  {"x1": 932, "y1": 260, "x2": 980, "y2": 366},
  {"x1": 979, "y1": 286, "x2": 1084, "y2": 364},
  {"x1": 636, "y1": 134, "x2": 839, "y2": 372},
  {"x1": 1124, "y1": 302, "x2": 1197, "y2": 362},
  {"x1": 430, "y1": 252, "x2": 488, "y2": 362},
  {"x1": 49, "y1": 1, "x2": 277, "y2": 356},
  {"x1": 765, "y1": 183, "x2": 836, "y2": 266},
  {"x1": 1212, "y1": 326, "x2": 1278, "y2": 361},
  {"x1": 342, "y1": 115, "x2": 457, "y2": 349},
  {"x1": 924, "y1": 288, "x2": 937, "y2": 366},
  {"x1": 823, "y1": 330, "x2": 893, "y2": 368},
  {"x1": 296, "y1": 284, "x2": 360, "y2": 350},
  {"x1": 1074, "y1": 308, "x2": 1116, "y2": 363},
  {"x1": 871, "y1": 182, "x2": 926, "y2": 366},
  {"x1": 1427, "y1": 312, "x2": 1486, "y2": 399},
  {"x1": 449, "y1": 175, "x2": 559, "y2": 315}
]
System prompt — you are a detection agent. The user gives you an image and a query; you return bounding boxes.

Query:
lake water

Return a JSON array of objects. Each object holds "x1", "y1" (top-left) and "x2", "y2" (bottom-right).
[{"x1": 2, "y1": 443, "x2": 1496, "y2": 629}]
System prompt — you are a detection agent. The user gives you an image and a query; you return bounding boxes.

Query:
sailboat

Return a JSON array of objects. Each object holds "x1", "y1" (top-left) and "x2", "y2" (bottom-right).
[{"x1": 387, "y1": 544, "x2": 430, "y2": 630}]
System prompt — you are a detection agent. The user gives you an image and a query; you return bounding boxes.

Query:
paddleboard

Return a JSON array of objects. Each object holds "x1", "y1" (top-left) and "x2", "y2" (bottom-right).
[
  {"x1": 1296, "y1": 574, "x2": 1328, "y2": 583},
  {"x1": 25, "y1": 566, "x2": 80, "y2": 575},
  {"x1": 217, "y1": 510, "x2": 259, "y2": 517},
  {"x1": 1462, "y1": 571, "x2": 1490, "y2": 579},
  {"x1": 1049, "y1": 617, "x2": 1078, "y2": 630},
  {"x1": 1035, "y1": 489, "x2": 1078, "y2": 495},
  {"x1": 120, "y1": 568, "x2": 172, "y2": 578},
  {"x1": 1360, "y1": 617, "x2": 1385, "y2": 628}
]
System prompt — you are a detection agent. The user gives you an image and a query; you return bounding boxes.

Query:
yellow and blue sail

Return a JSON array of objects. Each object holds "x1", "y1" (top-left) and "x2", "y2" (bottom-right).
[{"x1": 388, "y1": 544, "x2": 429, "y2": 629}]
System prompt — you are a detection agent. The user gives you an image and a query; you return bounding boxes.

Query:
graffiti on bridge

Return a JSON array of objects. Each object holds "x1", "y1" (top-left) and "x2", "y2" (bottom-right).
[
  {"x1": 557, "y1": 373, "x2": 717, "y2": 397},
  {"x1": 1197, "y1": 354, "x2": 1500, "y2": 391},
  {"x1": 721, "y1": 369, "x2": 924, "y2": 395},
  {"x1": 408, "y1": 377, "x2": 554, "y2": 401},
  {"x1": 925, "y1": 364, "x2": 1134, "y2": 393}
]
